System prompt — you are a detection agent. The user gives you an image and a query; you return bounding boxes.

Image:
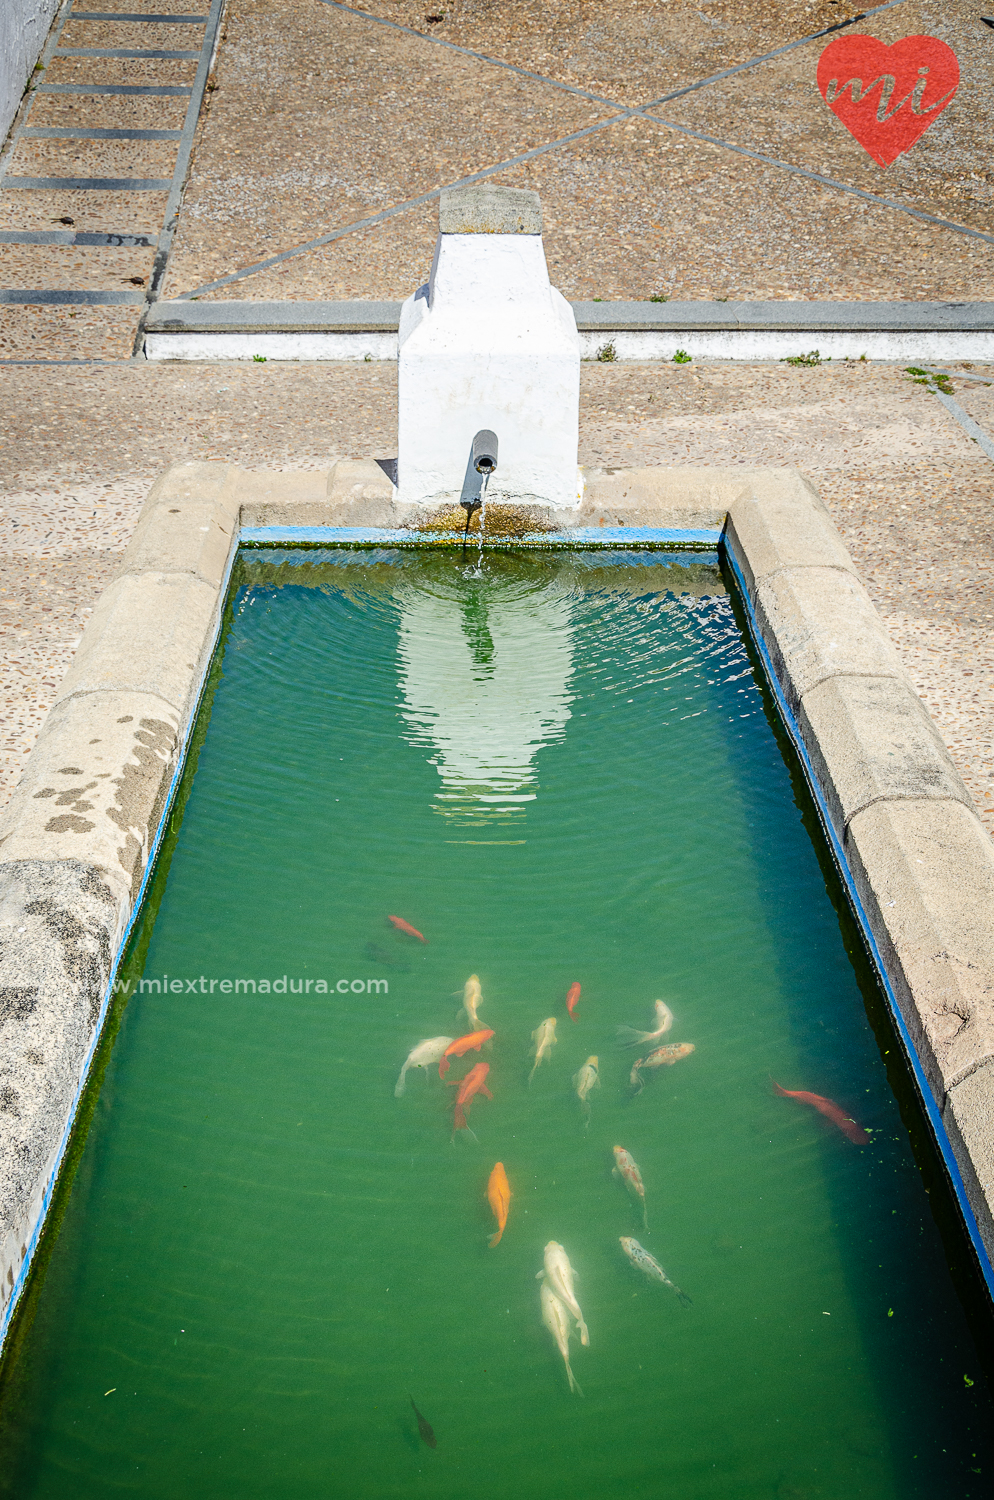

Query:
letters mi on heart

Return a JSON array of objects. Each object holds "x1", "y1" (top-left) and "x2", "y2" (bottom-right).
[{"x1": 817, "y1": 34, "x2": 959, "y2": 168}]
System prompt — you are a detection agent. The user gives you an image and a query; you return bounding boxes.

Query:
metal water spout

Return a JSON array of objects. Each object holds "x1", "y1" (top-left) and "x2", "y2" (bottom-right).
[
  {"x1": 461, "y1": 429, "x2": 499, "y2": 542},
  {"x1": 472, "y1": 429, "x2": 498, "y2": 477}
]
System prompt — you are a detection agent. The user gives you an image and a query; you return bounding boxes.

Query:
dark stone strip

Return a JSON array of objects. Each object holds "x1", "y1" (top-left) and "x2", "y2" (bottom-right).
[
  {"x1": 67, "y1": 11, "x2": 207, "y2": 19},
  {"x1": 0, "y1": 289, "x2": 146, "y2": 304},
  {"x1": 36, "y1": 83, "x2": 193, "y2": 94},
  {"x1": 54, "y1": 47, "x2": 201, "y2": 57},
  {"x1": 2, "y1": 177, "x2": 174, "y2": 190},
  {"x1": 0, "y1": 230, "x2": 157, "y2": 246},
  {"x1": 22, "y1": 127, "x2": 183, "y2": 140}
]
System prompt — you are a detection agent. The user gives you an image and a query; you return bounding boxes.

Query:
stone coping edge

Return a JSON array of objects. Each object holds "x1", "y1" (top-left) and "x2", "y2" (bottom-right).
[
  {"x1": 1, "y1": 457, "x2": 993, "y2": 1355},
  {"x1": 146, "y1": 300, "x2": 994, "y2": 334}
]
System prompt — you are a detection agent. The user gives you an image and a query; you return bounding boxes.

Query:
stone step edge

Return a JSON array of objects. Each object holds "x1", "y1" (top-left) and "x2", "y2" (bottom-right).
[{"x1": 144, "y1": 299, "x2": 994, "y2": 335}]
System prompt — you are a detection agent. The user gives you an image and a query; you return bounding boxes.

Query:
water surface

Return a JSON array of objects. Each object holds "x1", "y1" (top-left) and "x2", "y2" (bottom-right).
[{"x1": 1, "y1": 548, "x2": 990, "y2": 1499}]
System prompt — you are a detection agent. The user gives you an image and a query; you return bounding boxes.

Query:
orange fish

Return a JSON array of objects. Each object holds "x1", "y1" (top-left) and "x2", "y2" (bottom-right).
[
  {"x1": 772, "y1": 1079, "x2": 869, "y2": 1145},
  {"x1": 387, "y1": 915, "x2": 427, "y2": 943},
  {"x1": 487, "y1": 1162, "x2": 512, "y2": 1247},
  {"x1": 448, "y1": 1061, "x2": 493, "y2": 1136},
  {"x1": 566, "y1": 982, "x2": 581, "y2": 1022},
  {"x1": 439, "y1": 1029, "x2": 494, "y2": 1078}
]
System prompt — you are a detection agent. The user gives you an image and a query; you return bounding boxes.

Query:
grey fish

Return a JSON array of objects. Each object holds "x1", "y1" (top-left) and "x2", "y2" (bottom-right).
[
  {"x1": 619, "y1": 1236, "x2": 691, "y2": 1306},
  {"x1": 410, "y1": 1396, "x2": 437, "y2": 1448}
]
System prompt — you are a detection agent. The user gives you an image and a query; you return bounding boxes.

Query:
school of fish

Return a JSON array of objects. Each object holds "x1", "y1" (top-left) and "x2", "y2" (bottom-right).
[{"x1": 385, "y1": 932, "x2": 869, "y2": 1397}]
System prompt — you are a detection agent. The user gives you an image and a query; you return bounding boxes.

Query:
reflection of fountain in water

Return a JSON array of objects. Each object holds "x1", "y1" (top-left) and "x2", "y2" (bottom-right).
[{"x1": 397, "y1": 580, "x2": 574, "y2": 827}]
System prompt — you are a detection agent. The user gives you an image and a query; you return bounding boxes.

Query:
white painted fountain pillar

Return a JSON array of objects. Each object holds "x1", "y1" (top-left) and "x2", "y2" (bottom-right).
[{"x1": 396, "y1": 185, "x2": 581, "y2": 510}]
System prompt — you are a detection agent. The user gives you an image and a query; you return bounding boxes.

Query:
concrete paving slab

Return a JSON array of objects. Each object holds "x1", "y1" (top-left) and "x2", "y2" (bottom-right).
[
  {"x1": 664, "y1": 0, "x2": 994, "y2": 240},
  {"x1": 58, "y1": 19, "x2": 206, "y2": 49},
  {"x1": 0, "y1": 303, "x2": 141, "y2": 358},
  {"x1": 44, "y1": 55, "x2": 198, "y2": 87},
  {"x1": 6, "y1": 136, "x2": 180, "y2": 177},
  {"x1": 0, "y1": 188, "x2": 170, "y2": 233},
  {"x1": 161, "y1": 1, "x2": 605, "y2": 301},
  {"x1": 350, "y1": 0, "x2": 886, "y2": 109},
  {"x1": 156, "y1": 0, "x2": 994, "y2": 306},
  {"x1": 0, "y1": 244, "x2": 154, "y2": 291},
  {"x1": 27, "y1": 93, "x2": 190, "y2": 130}
]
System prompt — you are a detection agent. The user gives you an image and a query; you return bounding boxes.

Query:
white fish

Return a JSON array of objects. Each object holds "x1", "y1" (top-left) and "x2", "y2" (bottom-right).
[
  {"x1": 617, "y1": 999, "x2": 674, "y2": 1048},
  {"x1": 536, "y1": 1240, "x2": 589, "y2": 1346},
  {"x1": 620, "y1": 1236, "x2": 692, "y2": 1306},
  {"x1": 394, "y1": 1036, "x2": 454, "y2": 1097},
  {"x1": 459, "y1": 974, "x2": 483, "y2": 1030},
  {"x1": 528, "y1": 1017, "x2": 557, "y2": 1084},
  {"x1": 540, "y1": 1281, "x2": 584, "y2": 1396},
  {"x1": 572, "y1": 1055, "x2": 599, "y2": 1126}
]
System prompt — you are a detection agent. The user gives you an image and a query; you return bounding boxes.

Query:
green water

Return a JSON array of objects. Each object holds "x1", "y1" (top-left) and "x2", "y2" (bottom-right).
[{"x1": 1, "y1": 548, "x2": 991, "y2": 1499}]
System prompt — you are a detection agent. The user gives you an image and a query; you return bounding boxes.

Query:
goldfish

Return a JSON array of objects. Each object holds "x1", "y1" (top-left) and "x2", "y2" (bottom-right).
[
  {"x1": 572, "y1": 1056, "x2": 599, "y2": 1126},
  {"x1": 459, "y1": 974, "x2": 483, "y2": 1030},
  {"x1": 619, "y1": 1237, "x2": 691, "y2": 1306},
  {"x1": 617, "y1": 999, "x2": 674, "y2": 1048},
  {"x1": 487, "y1": 1161, "x2": 511, "y2": 1247},
  {"x1": 394, "y1": 1036, "x2": 454, "y2": 1097},
  {"x1": 630, "y1": 1042, "x2": 695, "y2": 1095},
  {"x1": 528, "y1": 1017, "x2": 557, "y2": 1084},
  {"x1": 772, "y1": 1079, "x2": 870, "y2": 1145},
  {"x1": 612, "y1": 1146, "x2": 648, "y2": 1229},
  {"x1": 410, "y1": 1397, "x2": 437, "y2": 1448},
  {"x1": 448, "y1": 1060, "x2": 492, "y2": 1138},
  {"x1": 540, "y1": 1281, "x2": 584, "y2": 1396},
  {"x1": 388, "y1": 915, "x2": 427, "y2": 943},
  {"x1": 566, "y1": 982, "x2": 581, "y2": 1022},
  {"x1": 537, "y1": 1241, "x2": 588, "y2": 1346},
  {"x1": 439, "y1": 1029, "x2": 494, "y2": 1078}
]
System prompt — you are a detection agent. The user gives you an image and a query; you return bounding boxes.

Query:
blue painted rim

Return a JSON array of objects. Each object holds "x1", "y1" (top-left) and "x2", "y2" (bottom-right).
[{"x1": 723, "y1": 535, "x2": 994, "y2": 1302}]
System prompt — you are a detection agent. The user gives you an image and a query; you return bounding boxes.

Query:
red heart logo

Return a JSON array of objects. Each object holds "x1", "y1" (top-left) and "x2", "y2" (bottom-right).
[{"x1": 817, "y1": 34, "x2": 959, "y2": 168}]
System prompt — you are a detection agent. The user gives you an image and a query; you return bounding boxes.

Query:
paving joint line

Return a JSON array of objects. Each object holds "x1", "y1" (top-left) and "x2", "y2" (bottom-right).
[
  {"x1": 3, "y1": 176, "x2": 174, "y2": 190},
  {"x1": 136, "y1": 0, "x2": 228, "y2": 339},
  {"x1": 66, "y1": 11, "x2": 208, "y2": 20},
  {"x1": 180, "y1": 0, "x2": 989, "y2": 300},
  {"x1": 927, "y1": 388, "x2": 994, "y2": 463},
  {"x1": 35, "y1": 83, "x2": 193, "y2": 94},
  {"x1": 21, "y1": 127, "x2": 183, "y2": 140},
  {"x1": 0, "y1": 230, "x2": 158, "y2": 245},
  {"x1": 54, "y1": 47, "x2": 202, "y2": 58}
]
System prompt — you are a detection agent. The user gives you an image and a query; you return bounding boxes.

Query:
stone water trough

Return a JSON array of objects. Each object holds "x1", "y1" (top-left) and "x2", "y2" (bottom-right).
[{"x1": 2, "y1": 188, "x2": 994, "y2": 1347}]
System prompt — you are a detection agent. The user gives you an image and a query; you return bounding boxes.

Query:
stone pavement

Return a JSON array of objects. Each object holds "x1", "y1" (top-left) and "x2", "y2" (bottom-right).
[{"x1": 2, "y1": 0, "x2": 994, "y2": 352}]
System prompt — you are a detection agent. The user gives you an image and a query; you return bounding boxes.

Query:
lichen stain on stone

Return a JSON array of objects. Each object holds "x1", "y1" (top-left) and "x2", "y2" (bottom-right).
[
  {"x1": 0, "y1": 1087, "x2": 21, "y2": 1118},
  {"x1": 0, "y1": 989, "x2": 38, "y2": 1023},
  {"x1": 23, "y1": 897, "x2": 111, "y2": 1026},
  {"x1": 57, "y1": 767, "x2": 83, "y2": 776},
  {"x1": 78, "y1": 866, "x2": 114, "y2": 907},
  {"x1": 107, "y1": 720, "x2": 177, "y2": 893},
  {"x1": 44, "y1": 815, "x2": 96, "y2": 834},
  {"x1": 34, "y1": 782, "x2": 98, "y2": 810}
]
